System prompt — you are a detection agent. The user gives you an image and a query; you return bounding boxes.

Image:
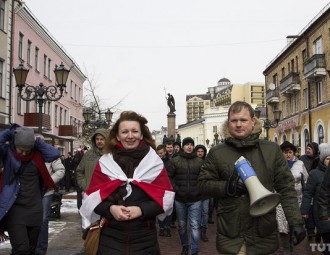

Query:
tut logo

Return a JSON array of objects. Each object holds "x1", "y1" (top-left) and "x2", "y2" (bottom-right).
[{"x1": 310, "y1": 243, "x2": 330, "y2": 252}]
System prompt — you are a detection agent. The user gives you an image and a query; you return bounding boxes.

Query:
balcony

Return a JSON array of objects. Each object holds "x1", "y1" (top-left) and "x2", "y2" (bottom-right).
[
  {"x1": 265, "y1": 89, "x2": 279, "y2": 104},
  {"x1": 280, "y1": 72, "x2": 301, "y2": 96},
  {"x1": 24, "y1": 113, "x2": 51, "y2": 131},
  {"x1": 58, "y1": 125, "x2": 77, "y2": 137},
  {"x1": 304, "y1": 54, "x2": 326, "y2": 81}
]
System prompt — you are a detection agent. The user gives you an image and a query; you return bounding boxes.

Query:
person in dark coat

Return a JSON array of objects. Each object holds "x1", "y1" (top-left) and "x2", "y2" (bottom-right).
[
  {"x1": 64, "y1": 152, "x2": 75, "y2": 192},
  {"x1": 168, "y1": 137, "x2": 203, "y2": 255},
  {"x1": 300, "y1": 142, "x2": 320, "y2": 240},
  {"x1": 198, "y1": 101, "x2": 305, "y2": 255},
  {"x1": 301, "y1": 143, "x2": 330, "y2": 254},
  {"x1": 0, "y1": 125, "x2": 59, "y2": 255},
  {"x1": 79, "y1": 111, "x2": 174, "y2": 255}
]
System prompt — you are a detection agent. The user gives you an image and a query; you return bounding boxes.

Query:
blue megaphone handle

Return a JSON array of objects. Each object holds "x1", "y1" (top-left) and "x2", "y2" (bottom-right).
[{"x1": 234, "y1": 157, "x2": 257, "y2": 182}]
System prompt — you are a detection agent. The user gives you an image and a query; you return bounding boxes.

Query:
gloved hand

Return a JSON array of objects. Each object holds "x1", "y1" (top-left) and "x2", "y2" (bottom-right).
[
  {"x1": 289, "y1": 225, "x2": 306, "y2": 246},
  {"x1": 225, "y1": 177, "x2": 247, "y2": 197}
]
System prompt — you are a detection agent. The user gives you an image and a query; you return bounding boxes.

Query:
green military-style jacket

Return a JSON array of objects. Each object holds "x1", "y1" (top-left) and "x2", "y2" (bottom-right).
[{"x1": 198, "y1": 120, "x2": 304, "y2": 255}]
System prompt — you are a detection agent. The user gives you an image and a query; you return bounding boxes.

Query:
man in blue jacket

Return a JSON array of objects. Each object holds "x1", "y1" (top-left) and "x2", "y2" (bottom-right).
[{"x1": 0, "y1": 125, "x2": 60, "y2": 255}]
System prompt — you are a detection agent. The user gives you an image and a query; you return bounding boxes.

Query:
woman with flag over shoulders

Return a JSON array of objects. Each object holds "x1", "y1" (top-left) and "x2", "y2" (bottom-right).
[{"x1": 80, "y1": 111, "x2": 175, "y2": 255}]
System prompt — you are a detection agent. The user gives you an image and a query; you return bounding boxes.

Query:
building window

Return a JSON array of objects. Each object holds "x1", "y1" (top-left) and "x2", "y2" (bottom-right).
[
  {"x1": 289, "y1": 96, "x2": 294, "y2": 114},
  {"x1": 19, "y1": 33, "x2": 24, "y2": 60},
  {"x1": 295, "y1": 94, "x2": 299, "y2": 113},
  {"x1": 303, "y1": 88, "x2": 308, "y2": 109},
  {"x1": 0, "y1": 59, "x2": 3, "y2": 97},
  {"x1": 55, "y1": 105, "x2": 58, "y2": 127},
  {"x1": 281, "y1": 67, "x2": 285, "y2": 79},
  {"x1": 304, "y1": 129, "x2": 309, "y2": 152},
  {"x1": 43, "y1": 55, "x2": 47, "y2": 76},
  {"x1": 0, "y1": 0, "x2": 5, "y2": 31},
  {"x1": 282, "y1": 100, "x2": 286, "y2": 118},
  {"x1": 313, "y1": 37, "x2": 323, "y2": 54},
  {"x1": 317, "y1": 81, "x2": 322, "y2": 104},
  {"x1": 17, "y1": 94, "x2": 21, "y2": 115},
  {"x1": 74, "y1": 84, "x2": 77, "y2": 101},
  {"x1": 318, "y1": 125, "x2": 325, "y2": 144},
  {"x1": 272, "y1": 74, "x2": 278, "y2": 87},
  {"x1": 59, "y1": 107, "x2": 63, "y2": 125},
  {"x1": 27, "y1": 40, "x2": 31, "y2": 65},
  {"x1": 64, "y1": 109, "x2": 67, "y2": 125},
  {"x1": 35, "y1": 47, "x2": 39, "y2": 70},
  {"x1": 47, "y1": 102, "x2": 51, "y2": 115},
  {"x1": 47, "y1": 58, "x2": 51, "y2": 79},
  {"x1": 70, "y1": 80, "x2": 73, "y2": 98}
]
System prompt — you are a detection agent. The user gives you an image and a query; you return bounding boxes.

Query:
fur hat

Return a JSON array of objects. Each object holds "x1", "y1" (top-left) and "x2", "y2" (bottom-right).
[
  {"x1": 319, "y1": 143, "x2": 330, "y2": 163},
  {"x1": 182, "y1": 137, "x2": 194, "y2": 147},
  {"x1": 14, "y1": 126, "x2": 35, "y2": 149},
  {"x1": 280, "y1": 141, "x2": 297, "y2": 153}
]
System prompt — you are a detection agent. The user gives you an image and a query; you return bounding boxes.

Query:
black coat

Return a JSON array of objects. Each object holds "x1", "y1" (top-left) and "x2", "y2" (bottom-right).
[
  {"x1": 168, "y1": 151, "x2": 203, "y2": 203},
  {"x1": 94, "y1": 184, "x2": 163, "y2": 255}
]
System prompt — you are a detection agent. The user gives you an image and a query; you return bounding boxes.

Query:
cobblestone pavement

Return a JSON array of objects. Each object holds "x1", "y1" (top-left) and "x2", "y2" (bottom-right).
[{"x1": 0, "y1": 196, "x2": 323, "y2": 254}]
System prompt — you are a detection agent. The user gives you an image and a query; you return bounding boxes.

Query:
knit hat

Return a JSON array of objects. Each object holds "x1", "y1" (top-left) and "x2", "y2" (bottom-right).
[
  {"x1": 280, "y1": 141, "x2": 297, "y2": 153},
  {"x1": 182, "y1": 137, "x2": 194, "y2": 147},
  {"x1": 14, "y1": 126, "x2": 35, "y2": 149},
  {"x1": 173, "y1": 141, "x2": 181, "y2": 149},
  {"x1": 319, "y1": 143, "x2": 330, "y2": 163},
  {"x1": 307, "y1": 142, "x2": 319, "y2": 156}
]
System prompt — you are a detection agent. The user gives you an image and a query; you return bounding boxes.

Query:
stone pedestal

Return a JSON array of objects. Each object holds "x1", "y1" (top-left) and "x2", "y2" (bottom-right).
[{"x1": 167, "y1": 113, "x2": 176, "y2": 140}]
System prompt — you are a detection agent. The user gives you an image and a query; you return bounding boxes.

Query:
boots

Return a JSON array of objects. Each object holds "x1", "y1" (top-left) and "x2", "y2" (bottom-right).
[
  {"x1": 181, "y1": 246, "x2": 189, "y2": 255},
  {"x1": 201, "y1": 227, "x2": 208, "y2": 242}
]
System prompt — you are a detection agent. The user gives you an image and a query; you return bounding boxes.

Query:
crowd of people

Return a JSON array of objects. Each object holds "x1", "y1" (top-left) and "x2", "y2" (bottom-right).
[{"x1": 3, "y1": 102, "x2": 330, "y2": 254}]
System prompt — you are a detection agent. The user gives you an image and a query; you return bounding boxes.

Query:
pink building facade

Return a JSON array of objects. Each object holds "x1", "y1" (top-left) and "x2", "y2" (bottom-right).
[{"x1": 11, "y1": 2, "x2": 86, "y2": 155}]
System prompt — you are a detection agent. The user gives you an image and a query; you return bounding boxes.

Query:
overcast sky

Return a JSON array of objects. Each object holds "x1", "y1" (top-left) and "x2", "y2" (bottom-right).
[{"x1": 25, "y1": 0, "x2": 330, "y2": 131}]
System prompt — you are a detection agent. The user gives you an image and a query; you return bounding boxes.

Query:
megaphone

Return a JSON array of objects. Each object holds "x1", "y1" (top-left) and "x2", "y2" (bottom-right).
[{"x1": 234, "y1": 156, "x2": 280, "y2": 217}]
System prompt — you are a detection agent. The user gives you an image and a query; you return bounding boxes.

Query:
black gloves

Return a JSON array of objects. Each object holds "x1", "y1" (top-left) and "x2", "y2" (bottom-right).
[
  {"x1": 225, "y1": 177, "x2": 247, "y2": 197},
  {"x1": 289, "y1": 225, "x2": 306, "y2": 246}
]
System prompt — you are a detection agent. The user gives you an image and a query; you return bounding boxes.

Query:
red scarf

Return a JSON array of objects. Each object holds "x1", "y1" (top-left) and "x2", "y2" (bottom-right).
[{"x1": 13, "y1": 150, "x2": 56, "y2": 190}]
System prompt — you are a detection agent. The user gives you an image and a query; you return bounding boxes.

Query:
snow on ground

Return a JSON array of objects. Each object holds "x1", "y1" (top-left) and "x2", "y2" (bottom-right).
[{"x1": 0, "y1": 194, "x2": 78, "y2": 250}]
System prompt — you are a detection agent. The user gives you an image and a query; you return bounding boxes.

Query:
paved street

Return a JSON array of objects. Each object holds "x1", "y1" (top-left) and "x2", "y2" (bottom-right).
[{"x1": 0, "y1": 193, "x2": 323, "y2": 254}]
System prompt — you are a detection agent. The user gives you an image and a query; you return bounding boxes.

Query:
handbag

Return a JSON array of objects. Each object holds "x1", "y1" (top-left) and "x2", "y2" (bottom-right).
[{"x1": 83, "y1": 217, "x2": 105, "y2": 255}]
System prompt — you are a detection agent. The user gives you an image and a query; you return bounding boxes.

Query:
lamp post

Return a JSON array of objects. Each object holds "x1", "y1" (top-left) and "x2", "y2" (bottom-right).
[
  {"x1": 254, "y1": 106, "x2": 282, "y2": 140},
  {"x1": 83, "y1": 107, "x2": 113, "y2": 129},
  {"x1": 13, "y1": 62, "x2": 70, "y2": 134}
]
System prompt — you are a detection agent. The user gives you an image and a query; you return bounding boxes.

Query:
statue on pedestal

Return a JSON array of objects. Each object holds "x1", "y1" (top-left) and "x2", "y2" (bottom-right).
[{"x1": 166, "y1": 93, "x2": 176, "y2": 113}]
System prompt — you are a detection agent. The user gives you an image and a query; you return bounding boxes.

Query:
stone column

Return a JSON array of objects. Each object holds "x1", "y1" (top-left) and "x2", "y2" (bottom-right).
[{"x1": 167, "y1": 113, "x2": 176, "y2": 140}]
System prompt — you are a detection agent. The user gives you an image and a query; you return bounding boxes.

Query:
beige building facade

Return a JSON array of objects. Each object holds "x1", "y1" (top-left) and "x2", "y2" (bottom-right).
[{"x1": 263, "y1": 3, "x2": 330, "y2": 155}]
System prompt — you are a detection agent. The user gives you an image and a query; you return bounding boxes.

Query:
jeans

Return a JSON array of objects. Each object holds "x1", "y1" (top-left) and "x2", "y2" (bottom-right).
[
  {"x1": 201, "y1": 199, "x2": 209, "y2": 229},
  {"x1": 36, "y1": 194, "x2": 53, "y2": 254},
  {"x1": 175, "y1": 200, "x2": 202, "y2": 254}
]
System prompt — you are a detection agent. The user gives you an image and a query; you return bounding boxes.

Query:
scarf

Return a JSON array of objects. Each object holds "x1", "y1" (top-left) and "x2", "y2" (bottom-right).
[
  {"x1": 12, "y1": 150, "x2": 56, "y2": 190},
  {"x1": 79, "y1": 146, "x2": 175, "y2": 229}
]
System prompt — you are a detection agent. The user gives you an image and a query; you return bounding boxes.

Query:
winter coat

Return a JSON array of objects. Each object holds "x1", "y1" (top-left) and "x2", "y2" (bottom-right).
[
  {"x1": 0, "y1": 125, "x2": 60, "y2": 222},
  {"x1": 301, "y1": 161, "x2": 330, "y2": 234},
  {"x1": 198, "y1": 120, "x2": 304, "y2": 255},
  {"x1": 276, "y1": 158, "x2": 308, "y2": 234},
  {"x1": 44, "y1": 158, "x2": 65, "y2": 196},
  {"x1": 168, "y1": 151, "x2": 203, "y2": 203},
  {"x1": 76, "y1": 129, "x2": 109, "y2": 191},
  {"x1": 318, "y1": 163, "x2": 330, "y2": 220}
]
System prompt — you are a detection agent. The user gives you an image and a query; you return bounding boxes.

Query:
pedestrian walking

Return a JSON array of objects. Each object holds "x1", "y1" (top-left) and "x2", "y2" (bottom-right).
[
  {"x1": 80, "y1": 111, "x2": 174, "y2": 255},
  {"x1": 198, "y1": 101, "x2": 306, "y2": 254},
  {"x1": 301, "y1": 143, "x2": 330, "y2": 254},
  {"x1": 168, "y1": 137, "x2": 203, "y2": 255},
  {"x1": 36, "y1": 155, "x2": 65, "y2": 255},
  {"x1": 0, "y1": 125, "x2": 59, "y2": 255},
  {"x1": 76, "y1": 129, "x2": 109, "y2": 210}
]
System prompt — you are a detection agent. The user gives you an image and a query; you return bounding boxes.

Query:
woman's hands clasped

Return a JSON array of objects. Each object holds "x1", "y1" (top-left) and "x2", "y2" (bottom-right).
[{"x1": 109, "y1": 205, "x2": 142, "y2": 221}]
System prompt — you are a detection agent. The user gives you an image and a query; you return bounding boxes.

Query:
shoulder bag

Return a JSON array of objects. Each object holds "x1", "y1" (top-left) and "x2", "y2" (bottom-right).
[{"x1": 82, "y1": 217, "x2": 105, "y2": 255}]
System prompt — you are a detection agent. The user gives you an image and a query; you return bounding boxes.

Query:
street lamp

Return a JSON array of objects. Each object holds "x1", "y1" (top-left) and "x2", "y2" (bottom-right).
[
  {"x1": 254, "y1": 106, "x2": 282, "y2": 139},
  {"x1": 83, "y1": 108, "x2": 113, "y2": 128},
  {"x1": 13, "y1": 62, "x2": 70, "y2": 134}
]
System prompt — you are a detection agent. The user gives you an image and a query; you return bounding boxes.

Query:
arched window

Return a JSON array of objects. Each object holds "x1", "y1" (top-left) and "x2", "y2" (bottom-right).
[
  {"x1": 318, "y1": 125, "x2": 325, "y2": 144},
  {"x1": 304, "y1": 129, "x2": 309, "y2": 149}
]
